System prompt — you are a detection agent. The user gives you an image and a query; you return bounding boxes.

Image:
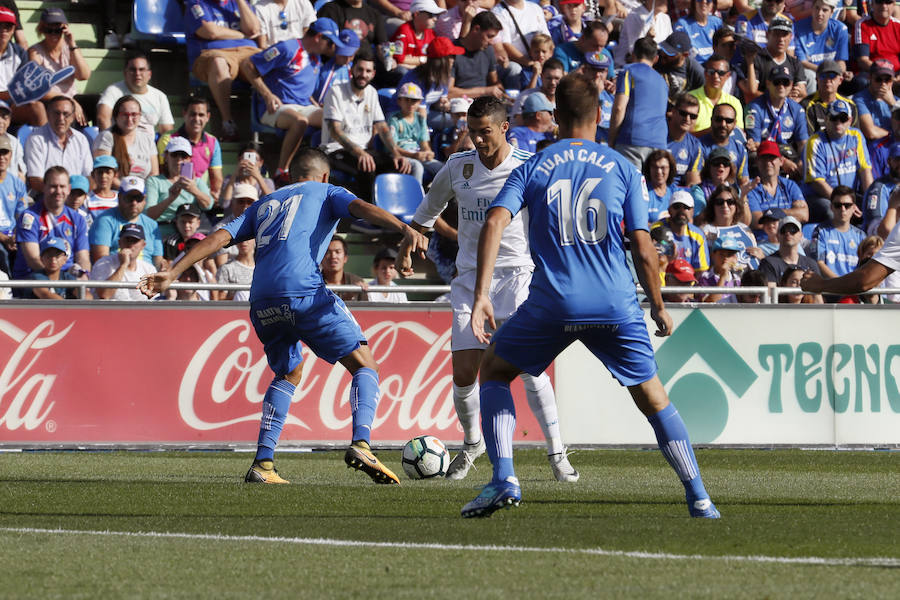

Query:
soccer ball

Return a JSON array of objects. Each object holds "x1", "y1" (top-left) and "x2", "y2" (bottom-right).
[{"x1": 401, "y1": 435, "x2": 450, "y2": 479}]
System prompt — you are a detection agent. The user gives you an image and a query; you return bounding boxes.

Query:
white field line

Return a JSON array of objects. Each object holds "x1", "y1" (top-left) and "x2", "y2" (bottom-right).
[{"x1": 0, "y1": 527, "x2": 897, "y2": 568}]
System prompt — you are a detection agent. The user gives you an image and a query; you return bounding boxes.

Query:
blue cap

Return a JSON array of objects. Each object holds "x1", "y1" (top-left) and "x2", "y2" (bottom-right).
[
  {"x1": 711, "y1": 237, "x2": 743, "y2": 252},
  {"x1": 759, "y1": 207, "x2": 787, "y2": 223},
  {"x1": 69, "y1": 174, "x2": 90, "y2": 194},
  {"x1": 522, "y1": 92, "x2": 554, "y2": 115},
  {"x1": 310, "y1": 17, "x2": 341, "y2": 46},
  {"x1": 40, "y1": 237, "x2": 69, "y2": 256},
  {"x1": 583, "y1": 51, "x2": 610, "y2": 71},
  {"x1": 93, "y1": 154, "x2": 118, "y2": 171},
  {"x1": 0, "y1": 99, "x2": 9, "y2": 113},
  {"x1": 660, "y1": 31, "x2": 691, "y2": 56},
  {"x1": 119, "y1": 223, "x2": 145, "y2": 240},
  {"x1": 827, "y1": 99, "x2": 851, "y2": 117},
  {"x1": 889, "y1": 142, "x2": 900, "y2": 159},
  {"x1": 336, "y1": 29, "x2": 361, "y2": 57}
]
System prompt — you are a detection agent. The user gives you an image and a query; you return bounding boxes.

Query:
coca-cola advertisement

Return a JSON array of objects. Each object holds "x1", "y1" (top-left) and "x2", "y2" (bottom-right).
[{"x1": 0, "y1": 306, "x2": 543, "y2": 444}]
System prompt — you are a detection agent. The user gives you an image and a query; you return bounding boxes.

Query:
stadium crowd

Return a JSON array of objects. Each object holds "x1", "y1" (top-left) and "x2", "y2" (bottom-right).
[{"x1": 1, "y1": 0, "x2": 899, "y2": 303}]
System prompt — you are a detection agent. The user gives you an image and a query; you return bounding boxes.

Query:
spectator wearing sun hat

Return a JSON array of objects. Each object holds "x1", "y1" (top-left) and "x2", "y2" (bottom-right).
[
  {"x1": 0, "y1": 100, "x2": 24, "y2": 179},
  {"x1": 759, "y1": 215, "x2": 822, "y2": 287},
  {"x1": 89, "y1": 175, "x2": 163, "y2": 268},
  {"x1": 65, "y1": 173, "x2": 92, "y2": 228},
  {"x1": 508, "y1": 92, "x2": 555, "y2": 153},
  {"x1": 388, "y1": 81, "x2": 443, "y2": 184},
  {"x1": 0, "y1": 132, "x2": 24, "y2": 276},
  {"x1": 85, "y1": 155, "x2": 119, "y2": 219},
  {"x1": 314, "y1": 29, "x2": 361, "y2": 105},
  {"x1": 389, "y1": 0, "x2": 443, "y2": 72},
  {"x1": 853, "y1": 59, "x2": 898, "y2": 145},
  {"x1": 25, "y1": 236, "x2": 86, "y2": 299},
  {"x1": 746, "y1": 140, "x2": 808, "y2": 229},
  {"x1": 90, "y1": 222, "x2": 157, "y2": 301},
  {"x1": 698, "y1": 236, "x2": 744, "y2": 303},
  {"x1": 435, "y1": 96, "x2": 474, "y2": 159},
  {"x1": 662, "y1": 258, "x2": 697, "y2": 303},
  {"x1": 145, "y1": 137, "x2": 213, "y2": 238},
  {"x1": 0, "y1": 6, "x2": 40, "y2": 128},
  {"x1": 652, "y1": 188, "x2": 710, "y2": 273}
]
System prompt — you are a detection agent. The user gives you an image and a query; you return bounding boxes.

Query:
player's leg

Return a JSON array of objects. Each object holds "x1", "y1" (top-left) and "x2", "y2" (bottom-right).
[
  {"x1": 519, "y1": 372, "x2": 579, "y2": 482},
  {"x1": 445, "y1": 348, "x2": 487, "y2": 480},
  {"x1": 245, "y1": 361, "x2": 303, "y2": 484}
]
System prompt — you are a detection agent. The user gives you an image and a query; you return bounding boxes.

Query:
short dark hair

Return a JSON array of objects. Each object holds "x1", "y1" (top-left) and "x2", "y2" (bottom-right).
[
  {"x1": 713, "y1": 27, "x2": 735, "y2": 46},
  {"x1": 355, "y1": 47, "x2": 376, "y2": 65},
  {"x1": 642, "y1": 149, "x2": 676, "y2": 186},
  {"x1": 555, "y1": 74, "x2": 599, "y2": 128},
  {"x1": 672, "y1": 92, "x2": 699, "y2": 110},
  {"x1": 43, "y1": 165, "x2": 69, "y2": 184},
  {"x1": 46, "y1": 95, "x2": 75, "y2": 111},
  {"x1": 184, "y1": 95, "x2": 210, "y2": 112},
  {"x1": 542, "y1": 57, "x2": 564, "y2": 74},
  {"x1": 704, "y1": 53, "x2": 728, "y2": 67},
  {"x1": 831, "y1": 185, "x2": 855, "y2": 202},
  {"x1": 291, "y1": 147, "x2": 331, "y2": 180},
  {"x1": 633, "y1": 36, "x2": 658, "y2": 61},
  {"x1": 712, "y1": 102, "x2": 737, "y2": 118},
  {"x1": 330, "y1": 235, "x2": 349, "y2": 254},
  {"x1": 125, "y1": 51, "x2": 151, "y2": 69},
  {"x1": 468, "y1": 96, "x2": 508, "y2": 124},
  {"x1": 472, "y1": 11, "x2": 502, "y2": 33}
]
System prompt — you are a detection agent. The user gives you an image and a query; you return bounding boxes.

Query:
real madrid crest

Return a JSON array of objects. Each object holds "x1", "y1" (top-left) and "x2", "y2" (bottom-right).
[{"x1": 463, "y1": 163, "x2": 473, "y2": 179}]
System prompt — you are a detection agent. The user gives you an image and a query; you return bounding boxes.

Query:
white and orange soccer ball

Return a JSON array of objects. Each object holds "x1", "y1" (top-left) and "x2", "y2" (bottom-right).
[{"x1": 401, "y1": 435, "x2": 450, "y2": 479}]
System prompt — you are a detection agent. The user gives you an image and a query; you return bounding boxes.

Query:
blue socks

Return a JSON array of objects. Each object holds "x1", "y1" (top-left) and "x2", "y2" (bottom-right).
[
  {"x1": 648, "y1": 403, "x2": 709, "y2": 503},
  {"x1": 254, "y1": 378, "x2": 296, "y2": 462},
  {"x1": 350, "y1": 367, "x2": 379, "y2": 444},
  {"x1": 481, "y1": 381, "x2": 517, "y2": 483}
]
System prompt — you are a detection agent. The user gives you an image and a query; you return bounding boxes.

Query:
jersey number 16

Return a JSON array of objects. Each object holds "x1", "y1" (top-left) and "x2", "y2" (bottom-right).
[{"x1": 547, "y1": 178, "x2": 607, "y2": 246}]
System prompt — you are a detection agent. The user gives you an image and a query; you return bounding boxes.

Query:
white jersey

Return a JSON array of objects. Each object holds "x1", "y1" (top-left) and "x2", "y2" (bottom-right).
[{"x1": 413, "y1": 147, "x2": 534, "y2": 275}]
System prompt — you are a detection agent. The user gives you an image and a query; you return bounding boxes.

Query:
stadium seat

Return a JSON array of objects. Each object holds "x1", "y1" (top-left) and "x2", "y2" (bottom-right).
[
  {"x1": 802, "y1": 222, "x2": 818, "y2": 240},
  {"x1": 373, "y1": 173, "x2": 423, "y2": 224},
  {"x1": 132, "y1": 0, "x2": 186, "y2": 45},
  {"x1": 249, "y1": 93, "x2": 284, "y2": 141},
  {"x1": 82, "y1": 126, "x2": 100, "y2": 146},
  {"x1": 16, "y1": 124, "x2": 33, "y2": 148},
  {"x1": 378, "y1": 88, "x2": 397, "y2": 116}
]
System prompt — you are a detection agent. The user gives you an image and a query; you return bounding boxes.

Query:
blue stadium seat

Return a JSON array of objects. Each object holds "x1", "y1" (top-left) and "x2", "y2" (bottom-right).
[
  {"x1": 132, "y1": 0, "x2": 186, "y2": 45},
  {"x1": 250, "y1": 94, "x2": 284, "y2": 138},
  {"x1": 16, "y1": 124, "x2": 32, "y2": 148},
  {"x1": 373, "y1": 173, "x2": 423, "y2": 224},
  {"x1": 82, "y1": 126, "x2": 100, "y2": 146},
  {"x1": 378, "y1": 88, "x2": 397, "y2": 116},
  {"x1": 802, "y1": 222, "x2": 818, "y2": 241}
]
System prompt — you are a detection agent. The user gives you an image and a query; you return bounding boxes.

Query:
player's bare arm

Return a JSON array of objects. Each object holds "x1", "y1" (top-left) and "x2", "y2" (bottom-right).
[
  {"x1": 629, "y1": 228, "x2": 673, "y2": 337},
  {"x1": 801, "y1": 260, "x2": 893, "y2": 295},
  {"x1": 138, "y1": 229, "x2": 233, "y2": 297},
  {"x1": 472, "y1": 206, "x2": 512, "y2": 343},
  {"x1": 396, "y1": 220, "x2": 430, "y2": 277}
]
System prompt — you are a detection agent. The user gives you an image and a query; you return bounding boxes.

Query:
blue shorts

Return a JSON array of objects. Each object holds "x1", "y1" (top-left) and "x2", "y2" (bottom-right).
[
  {"x1": 492, "y1": 305, "x2": 658, "y2": 386},
  {"x1": 249, "y1": 287, "x2": 365, "y2": 376}
]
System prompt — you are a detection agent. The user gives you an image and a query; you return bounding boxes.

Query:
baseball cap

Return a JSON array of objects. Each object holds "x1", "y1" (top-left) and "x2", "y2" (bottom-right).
[
  {"x1": 827, "y1": 99, "x2": 851, "y2": 117},
  {"x1": 336, "y1": 29, "x2": 361, "y2": 57},
  {"x1": 817, "y1": 59, "x2": 842, "y2": 77},
  {"x1": 165, "y1": 136, "x2": 193, "y2": 156},
  {"x1": 768, "y1": 64, "x2": 792, "y2": 82},
  {"x1": 820, "y1": 0, "x2": 839, "y2": 6},
  {"x1": 889, "y1": 142, "x2": 900, "y2": 159},
  {"x1": 310, "y1": 17, "x2": 341, "y2": 45},
  {"x1": 666, "y1": 259, "x2": 695, "y2": 283},
  {"x1": 0, "y1": 7, "x2": 16, "y2": 25},
  {"x1": 93, "y1": 154, "x2": 118, "y2": 171},
  {"x1": 669, "y1": 189, "x2": 694, "y2": 209},
  {"x1": 778, "y1": 215, "x2": 802, "y2": 232},
  {"x1": 584, "y1": 50, "x2": 611, "y2": 70},
  {"x1": 707, "y1": 147, "x2": 732, "y2": 163},
  {"x1": 450, "y1": 97, "x2": 472, "y2": 114},
  {"x1": 69, "y1": 174, "x2": 90, "y2": 194},
  {"x1": 558, "y1": 0, "x2": 585, "y2": 4},
  {"x1": 0, "y1": 135, "x2": 10, "y2": 153},
  {"x1": 374, "y1": 246, "x2": 399, "y2": 263},
  {"x1": 757, "y1": 140, "x2": 782, "y2": 158},
  {"x1": 0, "y1": 99, "x2": 9, "y2": 114},
  {"x1": 119, "y1": 175, "x2": 145, "y2": 195},
  {"x1": 410, "y1": 0, "x2": 446, "y2": 15},
  {"x1": 871, "y1": 59, "x2": 895, "y2": 78},
  {"x1": 232, "y1": 183, "x2": 259, "y2": 202},
  {"x1": 759, "y1": 207, "x2": 786, "y2": 224},
  {"x1": 40, "y1": 7, "x2": 68, "y2": 24},
  {"x1": 711, "y1": 237, "x2": 742, "y2": 252},
  {"x1": 396, "y1": 82, "x2": 424, "y2": 100},
  {"x1": 769, "y1": 17, "x2": 793, "y2": 33},
  {"x1": 40, "y1": 237, "x2": 69, "y2": 256},
  {"x1": 175, "y1": 203, "x2": 202, "y2": 219},
  {"x1": 659, "y1": 31, "x2": 691, "y2": 56},
  {"x1": 522, "y1": 92, "x2": 554, "y2": 114},
  {"x1": 119, "y1": 223, "x2": 145, "y2": 240},
  {"x1": 428, "y1": 36, "x2": 464, "y2": 58}
]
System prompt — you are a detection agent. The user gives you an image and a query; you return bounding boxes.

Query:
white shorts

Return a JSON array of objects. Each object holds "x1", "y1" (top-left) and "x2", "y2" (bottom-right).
[
  {"x1": 260, "y1": 103, "x2": 320, "y2": 127},
  {"x1": 451, "y1": 266, "x2": 533, "y2": 352}
]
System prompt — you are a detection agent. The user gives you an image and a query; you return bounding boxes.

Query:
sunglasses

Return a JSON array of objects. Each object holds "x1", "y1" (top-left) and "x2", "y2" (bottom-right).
[
  {"x1": 712, "y1": 197, "x2": 738, "y2": 206},
  {"x1": 706, "y1": 68, "x2": 729, "y2": 77},
  {"x1": 710, "y1": 161, "x2": 731, "y2": 169},
  {"x1": 780, "y1": 226, "x2": 800, "y2": 235},
  {"x1": 829, "y1": 114, "x2": 850, "y2": 123},
  {"x1": 677, "y1": 108, "x2": 698, "y2": 120},
  {"x1": 712, "y1": 115, "x2": 735, "y2": 124},
  {"x1": 46, "y1": 27, "x2": 64, "y2": 35},
  {"x1": 772, "y1": 79, "x2": 792, "y2": 87},
  {"x1": 819, "y1": 72, "x2": 840, "y2": 80},
  {"x1": 875, "y1": 76, "x2": 894, "y2": 84},
  {"x1": 833, "y1": 201, "x2": 855, "y2": 209}
]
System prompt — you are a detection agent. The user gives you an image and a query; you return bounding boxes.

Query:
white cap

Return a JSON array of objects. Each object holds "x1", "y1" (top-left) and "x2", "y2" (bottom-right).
[
  {"x1": 232, "y1": 183, "x2": 259, "y2": 201},
  {"x1": 119, "y1": 175, "x2": 145, "y2": 195},
  {"x1": 449, "y1": 97, "x2": 472, "y2": 114},
  {"x1": 165, "y1": 136, "x2": 193, "y2": 156},
  {"x1": 669, "y1": 189, "x2": 694, "y2": 209},
  {"x1": 410, "y1": 0, "x2": 445, "y2": 15}
]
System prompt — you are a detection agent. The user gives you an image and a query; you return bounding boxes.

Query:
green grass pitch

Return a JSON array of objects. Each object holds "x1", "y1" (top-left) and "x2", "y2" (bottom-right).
[{"x1": 0, "y1": 449, "x2": 898, "y2": 599}]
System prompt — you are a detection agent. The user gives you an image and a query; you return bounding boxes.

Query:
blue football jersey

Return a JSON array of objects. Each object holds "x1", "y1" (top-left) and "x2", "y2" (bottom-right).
[
  {"x1": 222, "y1": 181, "x2": 356, "y2": 301},
  {"x1": 490, "y1": 139, "x2": 648, "y2": 323}
]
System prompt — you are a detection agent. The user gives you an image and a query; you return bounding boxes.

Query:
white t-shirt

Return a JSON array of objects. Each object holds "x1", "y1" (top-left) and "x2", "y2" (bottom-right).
[
  {"x1": 874, "y1": 220, "x2": 900, "y2": 273},
  {"x1": 5, "y1": 132, "x2": 24, "y2": 177},
  {"x1": 321, "y1": 82, "x2": 385, "y2": 154},
  {"x1": 614, "y1": 5, "x2": 673, "y2": 67},
  {"x1": 256, "y1": 0, "x2": 316, "y2": 45},
  {"x1": 97, "y1": 81, "x2": 175, "y2": 135},
  {"x1": 90, "y1": 253, "x2": 157, "y2": 300},
  {"x1": 492, "y1": 1, "x2": 550, "y2": 56},
  {"x1": 92, "y1": 129, "x2": 157, "y2": 179},
  {"x1": 366, "y1": 279, "x2": 409, "y2": 303},
  {"x1": 413, "y1": 146, "x2": 534, "y2": 274},
  {"x1": 217, "y1": 259, "x2": 254, "y2": 301}
]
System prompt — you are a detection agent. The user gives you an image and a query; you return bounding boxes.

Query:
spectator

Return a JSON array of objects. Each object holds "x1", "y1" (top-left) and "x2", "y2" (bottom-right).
[
  {"x1": 698, "y1": 104, "x2": 749, "y2": 187},
  {"x1": 397, "y1": 37, "x2": 463, "y2": 129},
  {"x1": 12, "y1": 166, "x2": 90, "y2": 282},
  {"x1": 491, "y1": 0, "x2": 551, "y2": 78},
  {"x1": 663, "y1": 258, "x2": 697, "y2": 303},
  {"x1": 145, "y1": 137, "x2": 214, "y2": 239},
  {"x1": 171, "y1": 261, "x2": 206, "y2": 301},
  {"x1": 794, "y1": 0, "x2": 849, "y2": 81},
  {"x1": 863, "y1": 142, "x2": 900, "y2": 236},
  {"x1": 736, "y1": 0, "x2": 792, "y2": 46},
  {"x1": 869, "y1": 104, "x2": 900, "y2": 180},
  {"x1": 367, "y1": 246, "x2": 409, "y2": 302},
  {"x1": 24, "y1": 96, "x2": 91, "y2": 193},
  {"x1": 89, "y1": 176, "x2": 163, "y2": 269},
  {"x1": 219, "y1": 145, "x2": 273, "y2": 214},
  {"x1": 162, "y1": 204, "x2": 204, "y2": 262},
  {"x1": 241, "y1": 18, "x2": 340, "y2": 187},
  {"x1": 700, "y1": 183, "x2": 760, "y2": 270},
  {"x1": 674, "y1": 0, "x2": 723, "y2": 63},
  {"x1": 388, "y1": 82, "x2": 443, "y2": 184},
  {"x1": 741, "y1": 17, "x2": 806, "y2": 103},
  {"x1": 691, "y1": 147, "x2": 741, "y2": 220},
  {"x1": 699, "y1": 236, "x2": 743, "y2": 302},
  {"x1": 810, "y1": 185, "x2": 867, "y2": 280},
  {"x1": 320, "y1": 51, "x2": 411, "y2": 200},
  {"x1": 655, "y1": 31, "x2": 703, "y2": 101},
  {"x1": 96, "y1": 52, "x2": 175, "y2": 135},
  {"x1": 157, "y1": 97, "x2": 224, "y2": 202},
  {"x1": 609, "y1": 37, "x2": 669, "y2": 168},
  {"x1": 739, "y1": 269, "x2": 768, "y2": 303},
  {"x1": 0, "y1": 1, "x2": 26, "y2": 48},
  {"x1": 745, "y1": 140, "x2": 808, "y2": 228},
  {"x1": 0, "y1": 101, "x2": 23, "y2": 180},
  {"x1": 583, "y1": 52, "x2": 614, "y2": 143},
  {"x1": 0, "y1": 134, "x2": 24, "y2": 275},
  {"x1": 26, "y1": 237, "x2": 88, "y2": 299},
  {"x1": 90, "y1": 223, "x2": 157, "y2": 301},
  {"x1": 448, "y1": 11, "x2": 505, "y2": 100},
  {"x1": 185, "y1": 0, "x2": 262, "y2": 142},
  {"x1": 92, "y1": 95, "x2": 160, "y2": 184},
  {"x1": 643, "y1": 149, "x2": 679, "y2": 224},
  {"x1": 511, "y1": 57, "x2": 564, "y2": 124},
  {"x1": 804, "y1": 99, "x2": 873, "y2": 222},
  {"x1": 666, "y1": 92, "x2": 703, "y2": 187},
  {"x1": 508, "y1": 92, "x2": 555, "y2": 152},
  {"x1": 778, "y1": 265, "x2": 818, "y2": 303},
  {"x1": 390, "y1": 0, "x2": 442, "y2": 73},
  {"x1": 321, "y1": 235, "x2": 367, "y2": 301},
  {"x1": 745, "y1": 65, "x2": 809, "y2": 176},
  {"x1": 759, "y1": 215, "x2": 823, "y2": 288},
  {"x1": 314, "y1": 28, "x2": 362, "y2": 105},
  {"x1": 689, "y1": 54, "x2": 744, "y2": 135},
  {"x1": 216, "y1": 238, "x2": 255, "y2": 301},
  {"x1": 435, "y1": 96, "x2": 474, "y2": 159},
  {"x1": 651, "y1": 224, "x2": 676, "y2": 284},
  {"x1": 256, "y1": 0, "x2": 317, "y2": 48},
  {"x1": 436, "y1": 0, "x2": 483, "y2": 40},
  {"x1": 215, "y1": 183, "x2": 259, "y2": 267},
  {"x1": 852, "y1": 0, "x2": 900, "y2": 78},
  {"x1": 371, "y1": 0, "x2": 415, "y2": 37},
  {"x1": 0, "y1": 8, "x2": 43, "y2": 127},
  {"x1": 519, "y1": 33, "x2": 553, "y2": 91},
  {"x1": 553, "y1": 19, "x2": 613, "y2": 76},
  {"x1": 86, "y1": 155, "x2": 119, "y2": 220},
  {"x1": 27, "y1": 8, "x2": 90, "y2": 125},
  {"x1": 66, "y1": 174, "x2": 91, "y2": 228},
  {"x1": 855, "y1": 235, "x2": 886, "y2": 303},
  {"x1": 317, "y1": 0, "x2": 388, "y2": 70},
  {"x1": 549, "y1": 0, "x2": 590, "y2": 47},
  {"x1": 755, "y1": 207, "x2": 794, "y2": 256},
  {"x1": 711, "y1": 26, "x2": 741, "y2": 97},
  {"x1": 801, "y1": 60, "x2": 858, "y2": 135},
  {"x1": 615, "y1": 0, "x2": 673, "y2": 67},
  {"x1": 853, "y1": 60, "x2": 898, "y2": 145},
  {"x1": 652, "y1": 189, "x2": 710, "y2": 273}
]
